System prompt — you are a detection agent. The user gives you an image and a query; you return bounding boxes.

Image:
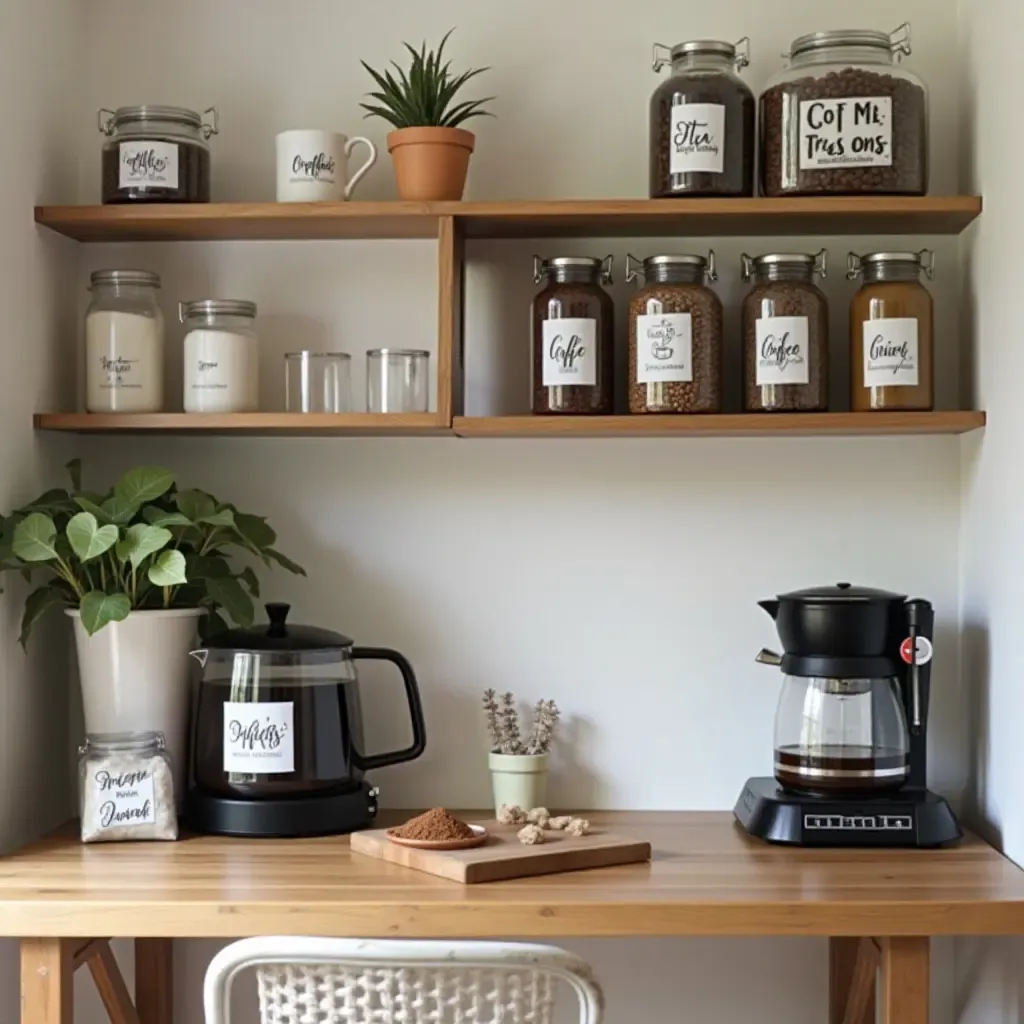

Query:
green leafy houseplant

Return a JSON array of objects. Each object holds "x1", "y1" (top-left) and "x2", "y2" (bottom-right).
[{"x1": 0, "y1": 461, "x2": 305, "y2": 644}]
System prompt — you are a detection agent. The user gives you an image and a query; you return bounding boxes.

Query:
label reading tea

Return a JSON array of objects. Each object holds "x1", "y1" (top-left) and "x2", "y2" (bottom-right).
[
  {"x1": 863, "y1": 318, "x2": 919, "y2": 387},
  {"x1": 542, "y1": 318, "x2": 597, "y2": 386},
  {"x1": 636, "y1": 312, "x2": 693, "y2": 383},
  {"x1": 799, "y1": 97, "x2": 892, "y2": 169},
  {"x1": 755, "y1": 316, "x2": 810, "y2": 386},
  {"x1": 670, "y1": 103, "x2": 726, "y2": 175},
  {"x1": 89, "y1": 765, "x2": 156, "y2": 830},
  {"x1": 223, "y1": 701, "x2": 295, "y2": 774},
  {"x1": 119, "y1": 140, "x2": 179, "y2": 189}
]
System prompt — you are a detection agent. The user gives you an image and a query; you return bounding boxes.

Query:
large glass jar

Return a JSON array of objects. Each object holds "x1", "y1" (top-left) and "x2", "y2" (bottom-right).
[
  {"x1": 532, "y1": 256, "x2": 614, "y2": 415},
  {"x1": 650, "y1": 39, "x2": 755, "y2": 197},
  {"x1": 848, "y1": 250, "x2": 934, "y2": 411},
  {"x1": 99, "y1": 105, "x2": 218, "y2": 203},
  {"x1": 85, "y1": 270, "x2": 165, "y2": 413},
  {"x1": 626, "y1": 253, "x2": 722, "y2": 413},
  {"x1": 742, "y1": 251, "x2": 829, "y2": 412},
  {"x1": 179, "y1": 299, "x2": 259, "y2": 413},
  {"x1": 760, "y1": 25, "x2": 927, "y2": 196}
]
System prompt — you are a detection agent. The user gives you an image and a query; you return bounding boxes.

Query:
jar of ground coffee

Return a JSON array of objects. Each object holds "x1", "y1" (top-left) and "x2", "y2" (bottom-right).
[
  {"x1": 848, "y1": 250, "x2": 934, "y2": 411},
  {"x1": 760, "y1": 25, "x2": 927, "y2": 196},
  {"x1": 742, "y1": 251, "x2": 829, "y2": 413},
  {"x1": 99, "y1": 106, "x2": 219, "y2": 204},
  {"x1": 649, "y1": 39, "x2": 755, "y2": 198},
  {"x1": 626, "y1": 253, "x2": 722, "y2": 414},
  {"x1": 532, "y1": 256, "x2": 614, "y2": 415}
]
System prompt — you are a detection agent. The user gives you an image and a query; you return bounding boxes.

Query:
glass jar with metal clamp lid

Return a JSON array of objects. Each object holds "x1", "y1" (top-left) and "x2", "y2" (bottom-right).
[
  {"x1": 649, "y1": 38, "x2": 755, "y2": 197},
  {"x1": 180, "y1": 299, "x2": 259, "y2": 414},
  {"x1": 531, "y1": 256, "x2": 614, "y2": 415},
  {"x1": 741, "y1": 250, "x2": 829, "y2": 413},
  {"x1": 99, "y1": 105, "x2": 219, "y2": 203},
  {"x1": 848, "y1": 250, "x2": 934, "y2": 411},
  {"x1": 626, "y1": 252, "x2": 722, "y2": 414}
]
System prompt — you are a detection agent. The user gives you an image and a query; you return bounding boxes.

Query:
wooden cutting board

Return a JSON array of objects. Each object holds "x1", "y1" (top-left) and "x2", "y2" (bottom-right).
[{"x1": 350, "y1": 819, "x2": 652, "y2": 883}]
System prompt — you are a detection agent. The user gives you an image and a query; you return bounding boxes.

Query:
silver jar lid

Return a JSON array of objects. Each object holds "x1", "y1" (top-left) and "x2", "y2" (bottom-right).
[
  {"x1": 653, "y1": 37, "x2": 750, "y2": 72},
  {"x1": 178, "y1": 299, "x2": 257, "y2": 322},
  {"x1": 533, "y1": 255, "x2": 613, "y2": 285},
  {"x1": 98, "y1": 105, "x2": 219, "y2": 138},
  {"x1": 789, "y1": 24, "x2": 911, "y2": 59},
  {"x1": 626, "y1": 252, "x2": 718, "y2": 283},
  {"x1": 89, "y1": 269, "x2": 161, "y2": 289},
  {"x1": 847, "y1": 249, "x2": 935, "y2": 279},
  {"x1": 741, "y1": 250, "x2": 827, "y2": 280}
]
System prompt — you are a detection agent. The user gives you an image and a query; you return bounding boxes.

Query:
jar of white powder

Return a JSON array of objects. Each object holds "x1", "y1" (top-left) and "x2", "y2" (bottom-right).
[
  {"x1": 78, "y1": 732, "x2": 178, "y2": 843},
  {"x1": 179, "y1": 299, "x2": 259, "y2": 413},
  {"x1": 85, "y1": 270, "x2": 165, "y2": 412}
]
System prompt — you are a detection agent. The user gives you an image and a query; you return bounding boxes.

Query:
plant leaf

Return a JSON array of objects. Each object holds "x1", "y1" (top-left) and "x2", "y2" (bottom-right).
[
  {"x1": 233, "y1": 513, "x2": 276, "y2": 552},
  {"x1": 66, "y1": 512, "x2": 119, "y2": 562},
  {"x1": 199, "y1": 610, "x2": 230, "y2": 642},
  {"x1": 199, "y1": 508, "x2": 236, "y2": 528},
  {"x1": 114, "y1": 466, "x2": 174, "y2": 507},
  {"x1": 116, "y1": 524, "x2": 172, "y2": 570},
  {"x1": 101, "y1": 494, "x2": 140, "y2": 526},
  {"x1": 19, "y1": 586, "x2": 65, "y2": 648},
  {"x1": 237, "y1": 566, "x2": 261, "y2": 597},
  {"x1": 206, "y1": 575, "x2": 255, "y2": 627},
  {"x1": 266, "y1": 548, "x2": 306, "y2": 576},
  {"x1": 66, "y1": 458, "x2": 82, "y2": 491},
  {"x1": 80, "y1": 590, "x2": 131, "y2": 636},
  {"x1": 73, "y1": 497, "x2": 115, "y2": 525},
  {"x1": 186, "y1": 554, "x2": 232, "y2": 580},
  {"x1": 13, "y1": 513, "x2": 58, "y2": 562},
  {"x1": 17, "y1": 489, "x2": 75, "y2": 516},
  {"x1": 147, "y1": 549, "x2": 188, "y2": 587},
  {"x1": 142, "y1": 506, "x2": 192, "y2": 528},
  {"x1": 175, "y1": 489, "x2": 216, "y2": 522}
]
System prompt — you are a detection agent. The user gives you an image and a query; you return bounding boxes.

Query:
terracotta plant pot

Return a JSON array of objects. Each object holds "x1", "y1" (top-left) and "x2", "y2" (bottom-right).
[{"x1": 387, "y1": 127, "x2": 475, "y2": 201}]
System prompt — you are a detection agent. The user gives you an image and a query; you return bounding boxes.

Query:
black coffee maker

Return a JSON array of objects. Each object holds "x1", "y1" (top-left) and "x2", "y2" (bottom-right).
[{"x1": 734, "y1": 583, "x2": 960, "y2": 847}]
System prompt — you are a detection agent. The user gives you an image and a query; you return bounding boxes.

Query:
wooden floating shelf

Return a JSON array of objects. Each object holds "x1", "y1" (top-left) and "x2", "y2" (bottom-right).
[{"x1": 35, "y1": 196, "x2": 982, "y2": 242}]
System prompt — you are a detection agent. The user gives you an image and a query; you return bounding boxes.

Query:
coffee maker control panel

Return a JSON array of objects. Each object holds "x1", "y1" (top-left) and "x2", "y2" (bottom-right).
[{"x1": 804, "y1": 812, "x2": 914, "y2": 833}]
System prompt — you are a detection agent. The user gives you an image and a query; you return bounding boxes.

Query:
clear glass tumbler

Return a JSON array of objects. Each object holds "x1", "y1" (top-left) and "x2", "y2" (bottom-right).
[
  {"x1": 285, "y1": 351, "x2": 351, "y2": 413},
  {"x1": 366, "y1": 348, "x2": 430, "y2": 413}
]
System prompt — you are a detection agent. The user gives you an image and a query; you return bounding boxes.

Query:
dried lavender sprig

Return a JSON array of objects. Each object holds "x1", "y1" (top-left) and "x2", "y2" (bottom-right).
[
  {"x1": 500, "y1": 691, "x2": 524, "y2": 754},
  {"x1": 528, "y1": 698, "x2": 560, "y2": 754},
  {"x1": 482, "y1": 688, "x2": 503, "y2": 752}
]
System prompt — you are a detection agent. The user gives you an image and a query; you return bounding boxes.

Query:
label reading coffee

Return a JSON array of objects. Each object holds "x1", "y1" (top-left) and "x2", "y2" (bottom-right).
[
  {"x1": 755, "y1": 316, "x2": 810, "y2": 386},
  {"x1": 89, "y1": 765, "x2": 156, "y2": 830},
  {"x1": 223, "y1": 701, "x2": 295, "y2": 774},
  {"x1": 542, "y1": 318, "x2": 597, "y2": 387},
  {"x1": 636, "y1": 313, "x2": 693, "y2": 383},
  {"x1": 862, "y1": 318, "x2": 919, "y2": 387},
  {"x1": 669, "y1": 103, "x2": 726, "y2": 175},
  {"x1": 119, "y1": 141, "x2": 179, "y2": 189},
  {"x1": 799, "y1": 97, "x2": 892, "y2": 169}
]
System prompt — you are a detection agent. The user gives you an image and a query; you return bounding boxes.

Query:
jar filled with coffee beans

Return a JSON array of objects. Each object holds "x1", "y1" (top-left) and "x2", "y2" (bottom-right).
[
  {"x1": 742, "y1": 251, "x2": 829, "y2": 413},
  {"x1": 532, "y1": 256, "x2": 614, "y2": 415},
  {"x1": 650, "y1": 39, "x2": 755, "y2": 198},
  {"x1": 760, "y1": 24, "x2": 927, "y2": 196},
  {"x1": 848, "y1": 250, "x2": 934, "y2": 411},
  {"x1": 626, "y1": 252, "x2": 722, "y2": 414},
  {"x1": 99, "y1": 105, "x2": 219, "y2": 204}
]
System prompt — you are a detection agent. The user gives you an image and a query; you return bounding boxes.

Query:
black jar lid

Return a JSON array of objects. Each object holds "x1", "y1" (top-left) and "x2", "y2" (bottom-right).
[
  {"x1": 204, "y1": 603, "x2": 353, "y2": 651},
  {"x1": 777, "y1": 582, "x2": 907, "y2": 604}
]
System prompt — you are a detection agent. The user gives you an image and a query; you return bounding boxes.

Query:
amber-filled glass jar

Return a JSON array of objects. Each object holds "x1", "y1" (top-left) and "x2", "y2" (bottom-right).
[
  {"x1": 532, "y1": 256, "x2": 614, "y2": 415},
  {"x1": 848, "y1": 250, "x2": 934, "y2": 411}
]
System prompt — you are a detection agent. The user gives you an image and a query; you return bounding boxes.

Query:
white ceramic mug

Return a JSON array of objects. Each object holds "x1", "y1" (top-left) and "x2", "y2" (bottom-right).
[{"x1": 276, "y1": 130, "x2": 377, "y2": 202}]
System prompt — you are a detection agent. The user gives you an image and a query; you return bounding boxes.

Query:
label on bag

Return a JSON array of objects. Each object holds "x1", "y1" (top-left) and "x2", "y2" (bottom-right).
[
  {"x1": 862, "y1": 318, "x2": 919, "y2": 387},
  {"x1": 88, "y1": 765, "x2": 156, "y2": 828},
  {"x1": 635, "y1": 312, "x2": 693, "y2": 383},
  {"x1": 119, "y1": 140, "x2": 179, "y2": 189},
  {"x1": 799, "y1": 97, "x2": 892, "y2": 169},
  {"x1": 670, "y1": 102, "x2": 726, "y2": 175},
  {"x1": 755, "y1": 316, "x2": 810, "y2": 386},
  {"x1": 542, "y1": 318, "x2": 597, "y2": 386},
  {"x1": 223, "y1": 701, "x2": 295, "y2": 774}
]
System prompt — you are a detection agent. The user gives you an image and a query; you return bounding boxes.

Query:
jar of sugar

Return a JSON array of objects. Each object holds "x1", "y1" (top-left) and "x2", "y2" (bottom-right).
[
  {"x1": 78, "y1": 732, "x2": 178, "y2": 843},
  {"x1": 85, "y1": 270, "x2": 165, "y2": 412},
  {"x1": 179, "y1": 299, "x2": 259, "y2": 413}
]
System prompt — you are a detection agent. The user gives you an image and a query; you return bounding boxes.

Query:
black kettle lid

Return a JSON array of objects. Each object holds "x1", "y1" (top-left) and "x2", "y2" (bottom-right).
[
  {"x1": 777, "y1": 582, "x2": 907, "y2": 604},
  {"x1": 204, "y1": 603, "x2": 354, "y2": 651}
]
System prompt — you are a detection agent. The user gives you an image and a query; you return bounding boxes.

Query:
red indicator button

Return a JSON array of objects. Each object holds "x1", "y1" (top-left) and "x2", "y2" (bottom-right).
[{"x1": 900, "y1": 636, "x2": 934, "y2": 665}]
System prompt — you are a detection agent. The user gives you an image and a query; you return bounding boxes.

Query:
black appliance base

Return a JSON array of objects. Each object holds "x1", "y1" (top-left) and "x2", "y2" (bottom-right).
[
  {"x1": 734, "y1": 777, "x2": 961, "y2": 848},
  {"x1": 186, "y1": 783, "x2": 379, "y2": 838}
]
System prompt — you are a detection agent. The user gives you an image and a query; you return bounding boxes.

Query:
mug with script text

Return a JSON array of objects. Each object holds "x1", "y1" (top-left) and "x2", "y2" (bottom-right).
[{"x1": 275, "y1": 130, "x2": 377, "y2": 202}]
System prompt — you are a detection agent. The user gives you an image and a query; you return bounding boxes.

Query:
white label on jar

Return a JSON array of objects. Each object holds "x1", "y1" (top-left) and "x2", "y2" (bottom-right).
[
  {"x1": 88, "y1": 764, "x2": 156, "y2": 829},
  {"x1": 85, "y1": 310, "x2": 164, "y2": 413},
  {"x1": 669, "y1": 103, "x2": 726, "y2": 175},
  {"x1": 755, "y1": 316, "x2": 810, "y2": 386},
  {"x1": 863, "y1": 318, "x2": 919, "y2": 387},
  {"x1": 223, "y1": 701, "x2": 294, "y2": 774},
  {"x1": 542, "y1": 318, "x2": 597, "y2": 386},
  {"x1": 636, "y1": 313, "x2": 693, "y2": 383},
  {"x1": 183, "y1": 329, "x2": 259, "y2": 413},
  {"x1": 799, "y1": 97, "x2": 892, "y2": 169},
  {"x1": 119, "y1": 140, "x2": 179, "y2": 189}
]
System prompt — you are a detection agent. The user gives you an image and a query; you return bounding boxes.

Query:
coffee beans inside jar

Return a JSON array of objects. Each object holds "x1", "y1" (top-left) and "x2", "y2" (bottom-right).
[
  {"x1": 532, "y1": 256, "x2": 614, "y2": 415},
  {"x1": 742, "y1": 251, "x2": 829, "y2": 412},
  {"x1": 760, "y1": 26, "x2": 928, "y2": 196},
  {"x1": 627, "y1": 252, "x2": 722, "y2": 414},
  {"x1": 650, "y1": 39, "x2": 755, "y2": 197}
]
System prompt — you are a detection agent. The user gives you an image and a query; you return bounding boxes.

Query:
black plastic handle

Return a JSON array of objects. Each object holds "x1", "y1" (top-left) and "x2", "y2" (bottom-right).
[{"x1": 351, "y1": 646, "x2": 427, "y2": 772}]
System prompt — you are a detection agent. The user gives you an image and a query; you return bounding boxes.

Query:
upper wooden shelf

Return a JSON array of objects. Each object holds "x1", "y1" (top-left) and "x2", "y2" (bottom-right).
[{"x1": 35, "y1": 196, "x2": 982, "y2": 242}]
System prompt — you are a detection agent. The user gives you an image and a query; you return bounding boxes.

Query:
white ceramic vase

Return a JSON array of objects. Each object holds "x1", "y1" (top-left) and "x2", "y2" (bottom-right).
[
  {"x1": 69, "y1": 608, "x2": 202, "y2": 803},
  {"x1": 489, "y1": 752, "x2": 549, "y2": 815}
]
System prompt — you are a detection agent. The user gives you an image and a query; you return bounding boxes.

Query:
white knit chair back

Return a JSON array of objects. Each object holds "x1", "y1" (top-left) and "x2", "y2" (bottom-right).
[{"x1": 203, "y1": 937, "x2": 604, "y2": 1024}]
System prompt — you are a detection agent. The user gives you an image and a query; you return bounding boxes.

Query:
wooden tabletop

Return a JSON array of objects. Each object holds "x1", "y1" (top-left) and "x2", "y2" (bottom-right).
[{"x1": 3, "y1": 812, "x2": 1024, "y2": 939}]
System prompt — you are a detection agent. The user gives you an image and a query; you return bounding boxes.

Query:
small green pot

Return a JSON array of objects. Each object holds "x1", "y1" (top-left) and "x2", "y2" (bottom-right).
[{"x1": 489, "y1": 752, "x2": 549, "y2": 816}]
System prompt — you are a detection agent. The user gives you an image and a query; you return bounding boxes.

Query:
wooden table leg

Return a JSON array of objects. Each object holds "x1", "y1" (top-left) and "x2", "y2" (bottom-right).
[
  {"x1": 880, "y1": 937, "x2": 929, "y2": 1024},
  {"x1": 21, "y1": 938, "x2": 73, "y2": 1024},
  {"x1": 830, "y1": 937, "x2": 878, "y2": 1024},
  {"x1": 134, "y1": 939, "x2": 172, "y2": 1024}
]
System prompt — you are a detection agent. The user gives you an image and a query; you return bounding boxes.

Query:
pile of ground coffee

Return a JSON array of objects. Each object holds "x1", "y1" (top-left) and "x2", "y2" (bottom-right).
[{"x1": 389, "y1": 808, "x2": 474, "y2": 842}]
